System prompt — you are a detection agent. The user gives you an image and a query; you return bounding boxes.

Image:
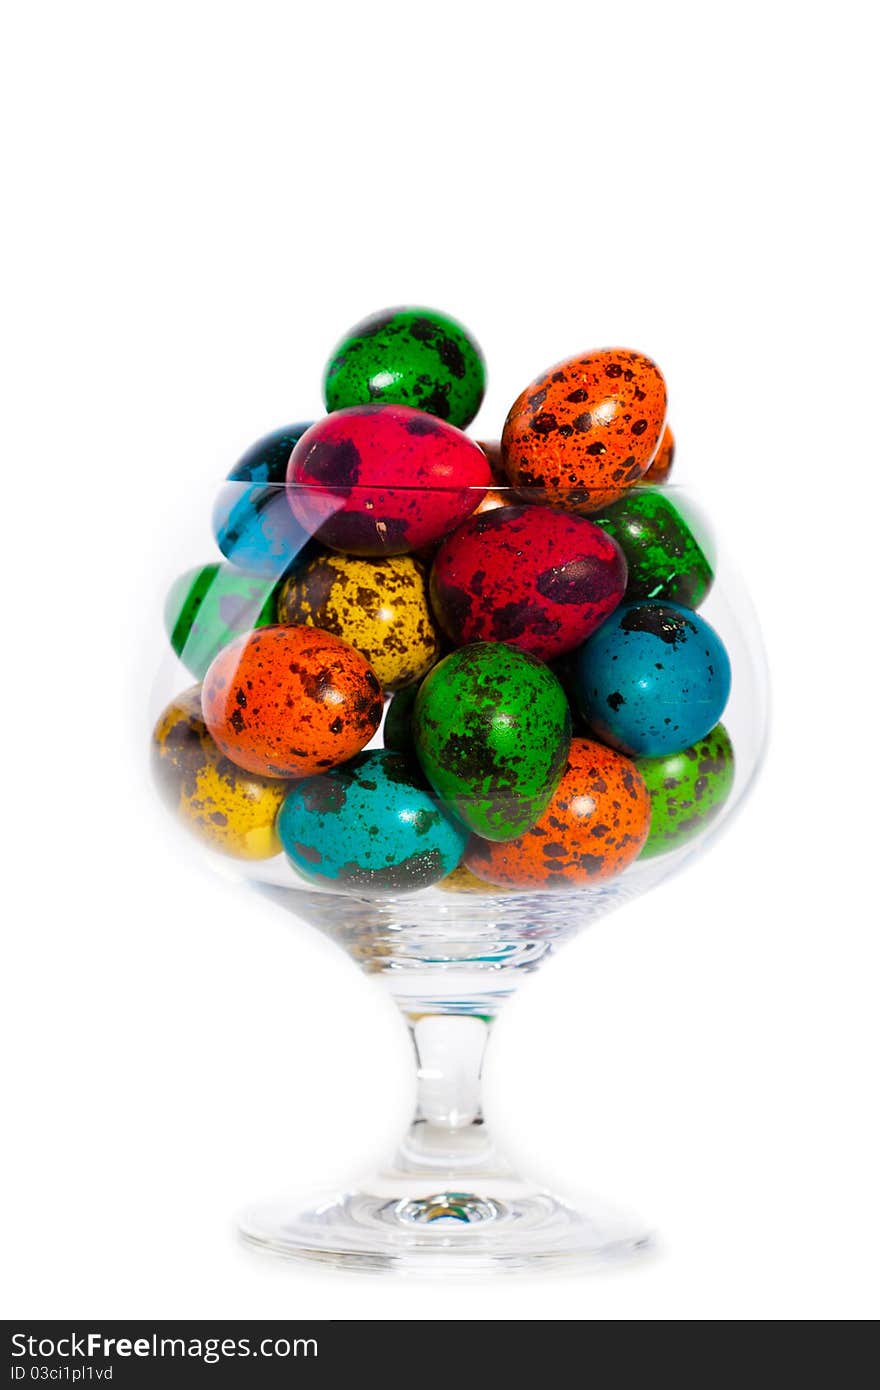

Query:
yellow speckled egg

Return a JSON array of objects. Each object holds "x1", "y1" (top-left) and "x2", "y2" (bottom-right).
[
  {"x1": 151, "y1": 686, "x2": 286, "y2": 859},
  {"x1": 276, "y1": 552, "x2": 440, "y2": 690},
  {"x1": 438, "y1": 864, "x2": 511, "y2": 894}
]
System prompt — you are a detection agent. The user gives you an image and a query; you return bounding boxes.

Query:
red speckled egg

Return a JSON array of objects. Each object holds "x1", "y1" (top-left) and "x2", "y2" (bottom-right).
[
  {"x1": 430, "y1": 505, "x2": 627, "y2": 661},
  {"x1": 201, "y1": 624, "x2": 383, "y2": 779},
  {"x1": 286, "y1": 404, "x2": 491, "y2": 556},
  {"x1": 465, "y1": 737, "x2": 651, "y2": 889},
  {"x1": 501, "y1": 349, "x2": 667, "y2": 510}
]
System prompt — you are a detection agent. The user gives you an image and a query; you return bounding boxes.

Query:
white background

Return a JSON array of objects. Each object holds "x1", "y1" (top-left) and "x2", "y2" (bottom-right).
[{"x1": 2, "y1": 0, "x2": 878, "y2": 1322}]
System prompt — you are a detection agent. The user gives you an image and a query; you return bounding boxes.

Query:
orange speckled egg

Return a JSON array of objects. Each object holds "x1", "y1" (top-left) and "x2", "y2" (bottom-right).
[
  {"x1": 201, "y1": 624, "x2": 383, "y2": 779},
  {"x1": 501, "y1": 349, "x2": 667, "y2": 510},
  {"x1": 643, "y1": 423, "x2": 675, "y2": 484},
  {"x1": 464, "y1": 737, "x2": 651, "y2": 888}
]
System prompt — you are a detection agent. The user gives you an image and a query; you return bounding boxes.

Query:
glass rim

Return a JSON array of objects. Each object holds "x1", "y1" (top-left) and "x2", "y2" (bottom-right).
[{"x1": 218, "y1": 480, "x2": 690, "y2": 496}]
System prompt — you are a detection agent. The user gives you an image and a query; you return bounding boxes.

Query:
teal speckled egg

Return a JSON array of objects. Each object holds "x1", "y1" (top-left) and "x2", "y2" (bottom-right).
[
  {"x1": 413, "y1": 643, "x2": 571, "y2": 842},
  {"x1": 571, "y1": 601, "x2": 731, "y2": 757},
  {"x1": 277, "y1": 749, "x2": 467, "y2": 893},
  {"x1": 323, "y1": 307, "x2": 486, "y2": 428},
  {"x1": 637, "y1": 723, "x2": 735, "y2": 858},
  {"x1": 164, "y1": 563, "x2": 276, "y2": 679}
]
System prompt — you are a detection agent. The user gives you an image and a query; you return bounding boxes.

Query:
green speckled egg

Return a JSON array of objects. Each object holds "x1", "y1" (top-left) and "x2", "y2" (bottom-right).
[
  {"x1": 413, "y1": 643, "x2": 571, "y2": 842},
  {"x1": 165, "y1": 563, "x2": 276, "y2": 679},
  {"x1": 637, "y1": 723, "x2": 735, "y2": 858},
  {"x1": 277, "y1": 749, "x2": 467, "y2": 893},
  {"x1": 594, "y1": 490, "x2": 713, "y2": 608},
  {"x1": 323, "y1": 306, "x2": 486, "y2": 428},
  {"x1": 383, "y1": 684, "x2": 418, "y2": 753}
]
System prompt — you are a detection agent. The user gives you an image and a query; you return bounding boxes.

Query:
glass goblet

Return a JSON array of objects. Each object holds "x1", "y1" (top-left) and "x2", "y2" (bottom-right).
[{"x1": 151, "y1": 481, "x2": 768, "y2": 1274}]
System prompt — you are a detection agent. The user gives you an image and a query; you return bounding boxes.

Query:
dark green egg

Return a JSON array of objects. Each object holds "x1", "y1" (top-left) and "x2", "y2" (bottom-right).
[
  {"x1": 636, "y1": 723, "x2": 735, "y2": 858},
  {"x1": 594, "y1": 489, "x2": 713, "y2": 608},
  {"x1": 383, "y1": 684, "x2": 418, "y2": 754},
  {"x1": 413, "y1": 643, "x2": 571, "y2": 842},
  {"x1": 323, "y1": 306, "x2": 486, "y2": 428}
]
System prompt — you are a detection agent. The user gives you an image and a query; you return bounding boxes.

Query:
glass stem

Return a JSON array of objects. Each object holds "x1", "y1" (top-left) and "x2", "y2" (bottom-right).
[{"x1": 392, "y1": 1010, "x2": 508, "y2": 1177}]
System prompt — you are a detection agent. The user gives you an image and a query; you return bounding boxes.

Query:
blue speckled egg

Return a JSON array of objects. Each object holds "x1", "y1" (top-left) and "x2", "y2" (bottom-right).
[
  {"x1": 213, "y1": 422, "x2": 315, "y2": 578},
  {"x1": 571, "y1": 601, "x2": 731, "y2": 756},
  {"x1": 277, "y1": 749, "x2": 467, "y2": 893}
]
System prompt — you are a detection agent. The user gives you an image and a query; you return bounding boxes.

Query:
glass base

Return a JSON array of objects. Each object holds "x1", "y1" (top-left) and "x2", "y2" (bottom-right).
[{"x1": 239, "y1": 1172, "x2": 653, "y2": 1275}]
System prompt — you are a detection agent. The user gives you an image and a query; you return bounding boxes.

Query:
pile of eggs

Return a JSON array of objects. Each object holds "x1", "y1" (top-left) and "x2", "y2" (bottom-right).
[{"x1": 153, "y1": 307, "x2": 735, "y2": 893}]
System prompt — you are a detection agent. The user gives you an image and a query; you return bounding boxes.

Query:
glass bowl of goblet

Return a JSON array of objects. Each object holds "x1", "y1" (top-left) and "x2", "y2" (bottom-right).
[{"x1": 150, "y1": 476, "x2": 768, "y2": 1275}]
